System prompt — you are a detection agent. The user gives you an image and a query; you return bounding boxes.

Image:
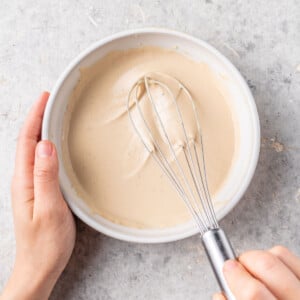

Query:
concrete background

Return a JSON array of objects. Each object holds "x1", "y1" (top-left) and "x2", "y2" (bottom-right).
[{"x1": 1, "y1": 0, "x2": 300, "y2": 299}]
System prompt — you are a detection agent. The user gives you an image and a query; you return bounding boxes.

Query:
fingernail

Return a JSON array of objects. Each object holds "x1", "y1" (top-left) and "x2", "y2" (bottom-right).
[
  {"x1": 223, "y1": 260, "x2": 238, "y2": 272},
  {"x1": 37, "y1": 141, "x2": 53, "y2": 157}
]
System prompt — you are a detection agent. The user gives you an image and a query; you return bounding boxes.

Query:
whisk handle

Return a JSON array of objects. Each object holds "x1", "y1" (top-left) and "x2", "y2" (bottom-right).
[{"x1": 202, "y1": 228, "x2": 236, "y2": 300}]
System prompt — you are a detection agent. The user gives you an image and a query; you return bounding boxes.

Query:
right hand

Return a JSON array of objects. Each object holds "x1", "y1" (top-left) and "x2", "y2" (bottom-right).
[{"x1": 213, "y1": 246, "x2": 300, "y2": 300}]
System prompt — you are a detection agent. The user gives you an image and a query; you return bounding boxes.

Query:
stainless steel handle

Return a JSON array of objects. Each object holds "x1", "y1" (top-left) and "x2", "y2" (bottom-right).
[{"x1": 202, "y1": 228, "x2": 236, "y2": 300}]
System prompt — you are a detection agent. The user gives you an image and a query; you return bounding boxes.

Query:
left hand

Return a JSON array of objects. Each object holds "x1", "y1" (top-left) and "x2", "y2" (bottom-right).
[{"x1": 1, "y1": 92, "x2": 76, "y2": 300}]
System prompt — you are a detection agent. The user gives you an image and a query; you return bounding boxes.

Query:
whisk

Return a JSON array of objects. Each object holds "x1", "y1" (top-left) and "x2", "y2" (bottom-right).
[{"x1": 127, "y1": 72, "x2": 236, "y2": 299}]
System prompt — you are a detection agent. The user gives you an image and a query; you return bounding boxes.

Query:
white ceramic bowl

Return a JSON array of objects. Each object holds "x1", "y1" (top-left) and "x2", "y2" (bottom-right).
[{"x1": 42, "y1": 28, "x2": 260, "y2": 243}]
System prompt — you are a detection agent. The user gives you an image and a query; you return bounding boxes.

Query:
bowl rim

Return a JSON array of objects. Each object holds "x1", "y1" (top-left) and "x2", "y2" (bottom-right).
[{"x1": 42, "y1": 27, "x2": 260, "y2": 243}]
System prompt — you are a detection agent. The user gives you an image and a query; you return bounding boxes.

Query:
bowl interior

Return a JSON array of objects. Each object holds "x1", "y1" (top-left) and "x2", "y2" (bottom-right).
[{"x1": 42, "y1": 29, "x2": 260, "y2": 243}]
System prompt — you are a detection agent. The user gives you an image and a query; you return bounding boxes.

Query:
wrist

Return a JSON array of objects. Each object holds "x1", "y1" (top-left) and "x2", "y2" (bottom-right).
[{"x1": 1, "y1": 264, "x2": 59, "y2": 300}]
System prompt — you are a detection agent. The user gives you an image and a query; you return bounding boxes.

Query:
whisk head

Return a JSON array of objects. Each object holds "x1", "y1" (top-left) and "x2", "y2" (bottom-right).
[{"x1": 127, "y1": 72, "x2": 219, "y2": 235}]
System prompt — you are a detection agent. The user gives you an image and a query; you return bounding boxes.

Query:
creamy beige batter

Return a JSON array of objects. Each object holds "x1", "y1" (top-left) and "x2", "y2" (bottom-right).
[{"x1": 63, "y1": 47, "x2": 236, "y2": 229}]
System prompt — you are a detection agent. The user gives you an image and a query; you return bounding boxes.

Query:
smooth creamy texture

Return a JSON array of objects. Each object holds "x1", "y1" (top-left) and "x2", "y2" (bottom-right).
[{"x1": 63, "y1": 47, "x2": 236, "y2": 229}]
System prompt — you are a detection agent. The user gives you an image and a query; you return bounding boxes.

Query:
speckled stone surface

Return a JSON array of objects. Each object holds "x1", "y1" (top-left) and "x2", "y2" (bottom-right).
[{"x1": 1, "y1": 1, "x2": 300, "y2": 299}]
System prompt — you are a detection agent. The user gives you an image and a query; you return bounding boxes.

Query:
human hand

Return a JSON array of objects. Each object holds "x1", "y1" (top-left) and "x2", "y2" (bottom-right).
[
  {"x1": 1, "y1": 92, "x2": 76, "y2": 300},
  {"x1": 213, "y1": 246, "x2": 300, "y2": 300}
]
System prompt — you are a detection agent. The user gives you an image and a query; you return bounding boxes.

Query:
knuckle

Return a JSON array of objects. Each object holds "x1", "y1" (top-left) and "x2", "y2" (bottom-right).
[
  {"x1": 239, "y1": 251, "x2": 257, "y2": 265},
  {"x1": 35, "y1": 203, "x2": 66, "y2": 225},
  {"x1": 270, "y1": 245, "x2": 289, "y2": 257},
  {"x1": 34, "y1": 167, "x2": 56, "y2": 182},
  {"x1": 17, "y1": 129, "x2": 29, "y2": 146},
  {"x1": 240, "y1": 251, "x2": 277, "y2": 272},
  {"x1": 257, "y1": 252, "x2": 277, "y2": 272},
  {"x1": 35, "y1": 205, "x2": 55, "y2": 221}
]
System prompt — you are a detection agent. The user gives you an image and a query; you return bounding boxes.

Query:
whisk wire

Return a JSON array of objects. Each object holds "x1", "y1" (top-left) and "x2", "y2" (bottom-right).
[
  {"x1": 144, "y1": 76, "x2": 207, "y2": 233},
  {"x1": 193, "y1": 143, "x2": 218, "y2": 227},
  {"x1": 127, "y1": 72, "x2": 219, "y2": 233},
  {"x1": 165, "y1": 91, "x2": 214, "y2": 227},
  {"x1": 128, "y1": 79, "x2": 207, "y2": 233},
  {"x1": 176, "y1": 79, "x2": 219, "y2": 228}
]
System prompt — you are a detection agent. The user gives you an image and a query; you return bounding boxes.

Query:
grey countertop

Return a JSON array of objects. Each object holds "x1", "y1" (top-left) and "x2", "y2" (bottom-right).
[{"x1": 1, "y1": 1, "x2": 300, "y2": 299}]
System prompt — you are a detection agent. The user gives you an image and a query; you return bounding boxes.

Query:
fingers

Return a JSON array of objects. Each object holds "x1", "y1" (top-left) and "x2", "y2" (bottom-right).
[
  {"x1": 239, "y1": 250, "x2": 300, "y2": 299},
  {"x1": 13, "y1": 92, "x2": 50, "y2": 195},
  {"x1": 223, "y1": 260, "x2": 276, "y2": 300},
  {"x1": 12, "y1": 92, "x2": 49, "y2": 219},
  {"x1": 33, "y1": 141, "x2": 64, "y2": 217},
  {"x1": 269, "y1": 245, "x2": 300, "y2": 280}
]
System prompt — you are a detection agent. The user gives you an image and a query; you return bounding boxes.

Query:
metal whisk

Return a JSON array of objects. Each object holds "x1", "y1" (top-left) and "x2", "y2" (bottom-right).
[{"x1": 127, "y1": 72, "x2": 236, "y2": 299}]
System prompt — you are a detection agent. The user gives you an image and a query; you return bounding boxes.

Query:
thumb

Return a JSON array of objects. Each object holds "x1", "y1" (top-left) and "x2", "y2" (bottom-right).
[{"x1": 34, "y1": 141, "x2": 62, "y2": 212}]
